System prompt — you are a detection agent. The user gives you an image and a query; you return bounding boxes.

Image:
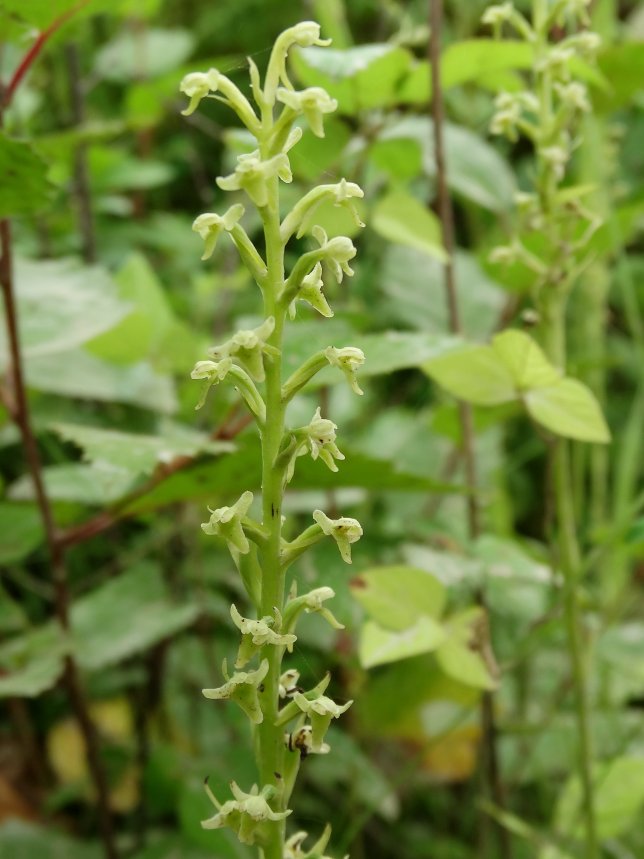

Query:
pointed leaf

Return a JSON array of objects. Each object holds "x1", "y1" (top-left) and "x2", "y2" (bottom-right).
[
  {"x1": 492, "y1": 329, "x2": 561, "y2": 389},
  {"x1": 424, "y1": 344, "x2": 516, "y2": 405},
  {"x1": 435, "y1": 607, "x2": 498, "y2": 690},
  {"x1": 525, "y1": 378, "x2": 611, "y2": 443},
  {"x1": 371, "y1": 188, "x2": 447, "y2": 261}
]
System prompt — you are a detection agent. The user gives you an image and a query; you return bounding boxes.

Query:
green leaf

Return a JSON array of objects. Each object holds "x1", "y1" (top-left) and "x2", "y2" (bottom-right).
[
  {"x1": 525, "y1": 378, "x2": 611, "y2": 444},
  {"x1": 369, "y1": 138, "x2": 423, "y2": 181},
  {"x1": 491, "y1": 329, "x2": 561, "y2": 389},
  {"x1": 359, "y1": 617, "x2": 446, "y2": 669},
  {"x1": 292, "y1": 43, "x2": 412, "y2": 113},
  {"x1": 0, "y1": 258, "x2": 131, "y2": 369},
  {"x1": 380, "y1": 247, "x2": 506, "y2": 338},
  {"x1": 0, "y1": 625, "x2": 67, "y2": 698},
  {"x1": 442, "y1": 39, "x2": 533, "y2": 90},
  {"x1": 9, "y1": 463, "x2": 136, "y2": 506},
  {"x1": 52, "y1": 422, "x2": 232, "y2": 480},
  {"x1": 94, "y1": 28, "x2": 195, "y2": 81},
  {"x1": 25, "y1": 349, "x2": 177, "y2": 413},
  {"x1": 351, "y1": 565, "x2": 446, "y2": 630},
  {"x1": 377, "y1": 117, "x2": 516, "y2": 212},
  {"x1": 371, "y1": 187, "x2": 447, "y2": 262},
  {"x1": 555, "y1": 756, "x2": 644, "y2": 839},
  {"x1": 284, "y1": 319, "x2": 458, "y2": 385},
  {"x1": 70, "y1": 563, "x2": 200, "y2": 671},
  {"x1": 0, "y1": 821, "x2": 102, "y2": 859},
  {"x1": 0, "y1": 133, "x2": 54, "y2": 218},
  {"x1": 0, "y1": 503, "x2": 44, "y2": 563},
  {"x1": 88, "y1": 254, "x2": 197, "y2": 371},
  {"x1": 288, "y1": 117, "x2": 352, "y2": 181},
  {"x1": 424, "y1": 343, "x2": 516, "y2": 405},
  {"x1": 435, "y1": 607, "x2": 498, "y2": 690}
]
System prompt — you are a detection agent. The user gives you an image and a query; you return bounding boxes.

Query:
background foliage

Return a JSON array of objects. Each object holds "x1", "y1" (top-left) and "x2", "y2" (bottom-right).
[{"x1": 1, "y1": 0, "x2": 644, "y2": 857}]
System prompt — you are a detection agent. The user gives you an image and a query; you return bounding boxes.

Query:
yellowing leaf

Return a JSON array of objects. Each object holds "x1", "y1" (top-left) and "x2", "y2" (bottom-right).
[
  {"x1": 492, "y1": 329, "x2": 561, "y2": 390},
  {"x1": 359, "y1": 617, "x2": 446, "y2": 669},
  {"x1": 424, "y1": 343, "x2": 516, "y2": 405},
  {"x1": 351, "y1": 565, "x2": 446, "y2": 630},
  {"x1": 435, "y1": 607, "x2": 499, "y2": 690},
  {"x1": 525, "y1": 378, "x2": 611, "y2": 444}
]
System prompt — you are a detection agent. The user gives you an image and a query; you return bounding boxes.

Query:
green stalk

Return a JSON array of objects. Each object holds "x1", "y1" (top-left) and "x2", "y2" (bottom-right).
[
  {"x1": 532, "y1": 2, "x2": 597, "y2": 854},
  {"x1": 257, "y1": 129, "x2": 288, "y2": 858}
]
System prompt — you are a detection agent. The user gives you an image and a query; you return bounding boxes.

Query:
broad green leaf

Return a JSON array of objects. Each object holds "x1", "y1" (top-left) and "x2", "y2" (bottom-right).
[
  {"x1": 288, "y1": 117, "x2": 352, "y2": 181},
  {"x1": 292, "y1": 44, "x2": 412, "y2": 113},
  {"x1": 369, "y1": 137, "x2": 423, "y2": 181},
  {"x1": 424, "y1": 344, "x2": 516, "y2": 405},
  {"x1": 0, "y1": 503, "x2": 44, "y2": 563},
  {"x1": 0, "y1": 258, "x2": 131, "y2": 368},
  {"x1": 435, "y1": 607, "x2": 498, "y2": 690},
  {"x1": 285, "y1": 321, "x2": 457, "y2": 385},
  {"x1": 0, "y1": 821, "x2": 101, "y2": 859},
  {"x1": 351, "y1": 565, "x2": 446, "y2": 630},
  {"x1": 595, "y1": 42, "x2": 644, "y2": 111},
  {"x1": 0, "y1": 624, "x2": 66, "y2": 698},
  {"x1": 94, "y1": 28, "x2": 195, "y2": 81},
  {"x1": 442, "y1": 40, "x2": 533, "y2": 90},
  {"x1": 52, "y1": 423, "x2": 232, "y2": 479},
  {"x1": 0, "y1": 133, "x2": 54, "y2": 217},
  {"x1": 555, "y1": 756, "x2": 644, "y2": 839},
  {"x1": 525, "y1": 378, "x2": 611, "y2": 443},
  {"x1": 71, "y1": 563, "x2": 200, "y2": 671},
  {"x1": 87, "y1": 253, "x2": 197, "y2": 370},
  {"x1": 378, "y1": 117, "x2": 516, "y2": 212},
  {"x1": 359, "y1": 617, "x2": 446, "y2": 669},
  {"x1": 90, "y1": 148, "x2": 175, "y2": 192},
  {"x1": 25, "y1": 349, "x2": 177, "y2": 413},
  {"x1": 9, "y1": 463, "x2": 136, "y2": 506},
  {"x1": 491, "y1": 329, "x2": 561, "y2": 389},
  {"x1": 380, "y1": 247, "x2": 506, "y2": 338},
  {"x1": 371, "y1": 188, "x2": 447, "y2": 262}
]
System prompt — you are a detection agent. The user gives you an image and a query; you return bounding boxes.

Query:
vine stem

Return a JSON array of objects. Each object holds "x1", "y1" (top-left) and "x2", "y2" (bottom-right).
[
  {"x1": 428, "y1": 4, "x2": 512, "y2": 859},
  {"x1": 256, "y1": 114, "x2": 288, "y2": 859}
]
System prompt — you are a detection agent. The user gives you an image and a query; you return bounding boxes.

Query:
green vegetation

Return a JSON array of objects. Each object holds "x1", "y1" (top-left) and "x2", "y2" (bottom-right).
[{"x1": 0, "y1": 1, "x2": 643, "y2": 858}]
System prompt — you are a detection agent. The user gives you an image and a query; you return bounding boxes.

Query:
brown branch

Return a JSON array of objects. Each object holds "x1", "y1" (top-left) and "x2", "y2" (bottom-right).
[
  {"x1": 64, "y1": 41, "x2": 96, "y2": 263},
  {"x1": 1, "y1": 1, "x2": 92, "y2": 109},
  {"x1": 1, "y1": 222, "x2": 118, "y2": 859},
  {"x1": 428, "y1": 4, "x2": 512, "y2": 859}
]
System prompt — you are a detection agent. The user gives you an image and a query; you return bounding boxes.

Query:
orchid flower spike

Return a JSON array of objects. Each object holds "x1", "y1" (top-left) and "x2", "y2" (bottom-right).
[{"x1": 285, "y1": 407, "x2": 345, "y2": 483}]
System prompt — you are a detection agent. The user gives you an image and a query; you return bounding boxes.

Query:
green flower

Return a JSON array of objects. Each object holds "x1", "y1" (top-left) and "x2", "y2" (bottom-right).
[
  {"x1": 190, "y1": 357, "x2": 233, "y2": 409},
  {"x1": 285, "y1": 825, "x2": 348, "y2": 859},
  {"x1": 218, "y1": 150, "x2": 292, "y2": 208},
  {"x1": 201, "y1": 491, "x2": 254, "y2": 555},
  {"x1": 192, "y1": 203, "x2": 244, "y2": 260},
  {"x1": 283, "y1": 585, "x2": 344, "y2": 635},
  {"x1": 324, "y1": 346, "x2": 365, "y2": 395},
  {"x1": 231, "y1": 603, "x2": 297, "y2": 667},
  {"x1": 285, "y1": 407, "x2": 345, "y2": 483},
  {"x1": 312, "y1": 509, "x2": 363, "y2": 564},
  {"x1": 288, "y1": 263, "x2": 333, "y2": 320},
  {"x1": 285, "y1": 724, "x2": 330, "y2": 757},
  {"x1": 208, "y1": 317, "x2": 278, "y2": 382},
  {"x1": 276, "y1": 86, "x2": 338, "y2": 138},
  {"x1": 201, "y1": 781, "x2": 291, "y2": 844},
  {"x1": 179, "y1": 69, "x2": 221, "y2": 115},
  {"x1": 292, "y1": 691, "x2": 352, "y2": 752},
  {"x1": 202, "y1": 658, "x2": 268, "y2": 724},
  {"x1": 279, "y1": 668, "x2": 301, "y2": 699},
  {"x1": 312, "y1": 225, "x2": 356, "y2": 284}
]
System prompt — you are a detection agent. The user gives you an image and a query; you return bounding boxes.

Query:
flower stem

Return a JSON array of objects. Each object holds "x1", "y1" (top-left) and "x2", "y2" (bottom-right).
[{"x1": 256, "y1": 123, "x2": 288, "y2": 857}]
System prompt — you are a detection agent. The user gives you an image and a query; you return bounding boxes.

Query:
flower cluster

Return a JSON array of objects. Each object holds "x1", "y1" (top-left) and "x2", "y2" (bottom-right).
[{"x1": 181, "y1": 22, "x2": 363, "y2": 859}]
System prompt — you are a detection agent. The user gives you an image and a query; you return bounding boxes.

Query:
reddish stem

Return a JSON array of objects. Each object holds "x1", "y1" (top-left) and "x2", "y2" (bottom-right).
[{"x1": 2, "y1": 0, "x2": 92, "y2": 109}]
